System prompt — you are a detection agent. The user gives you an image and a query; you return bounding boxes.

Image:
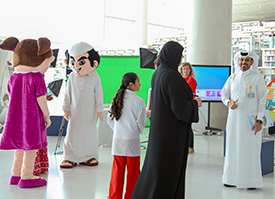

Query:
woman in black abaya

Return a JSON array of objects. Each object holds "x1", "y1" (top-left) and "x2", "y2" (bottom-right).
[{"x1": 132, "y1": 41, "x2": 201, "y2": 199}]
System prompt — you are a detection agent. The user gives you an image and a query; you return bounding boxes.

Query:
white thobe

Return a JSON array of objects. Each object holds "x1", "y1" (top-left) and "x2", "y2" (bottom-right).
[
  {"x1": 62, "y1": 71, "x2": 103, "y2": 162},
  {"x1": 107, "y1": 89, "x2": 147, "y2": 156},
  {"x1": 221, "y1": 67, "x2": 266, "y2": 188}
]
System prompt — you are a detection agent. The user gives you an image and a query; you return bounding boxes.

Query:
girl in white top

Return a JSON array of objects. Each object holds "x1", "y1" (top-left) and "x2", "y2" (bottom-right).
[{"x1": 107, "y1": 72, "x2": 146, "y2": 199}]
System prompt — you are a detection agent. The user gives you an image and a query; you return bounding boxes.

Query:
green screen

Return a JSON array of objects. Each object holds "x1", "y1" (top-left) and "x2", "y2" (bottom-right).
[
  {"x1": 97, "y1": 56, "x2": 154, "y2": 104},
  {"x1": 96, "y1": 56, "x2": 155, "y2": 126}
]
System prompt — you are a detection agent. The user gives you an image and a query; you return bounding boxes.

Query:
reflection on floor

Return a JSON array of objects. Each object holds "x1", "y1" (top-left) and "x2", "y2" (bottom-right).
[{"x1": 0, "y1": 129, "x2": 274, "y2": 199}]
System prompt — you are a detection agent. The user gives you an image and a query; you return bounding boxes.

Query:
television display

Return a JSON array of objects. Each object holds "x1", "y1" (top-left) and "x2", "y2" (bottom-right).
[
  {"x1": 192, "y1": 65, "x2": 231, "y2": 102},
  {"x1": 50, "y1": 49, "x2": 59, "y2": 67}
]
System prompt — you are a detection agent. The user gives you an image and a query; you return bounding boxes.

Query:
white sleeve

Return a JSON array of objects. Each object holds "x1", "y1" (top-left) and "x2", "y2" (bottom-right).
[
  {"x1": 62, "y1": 74, "x2": 72, "y2": 112},
  {"x1": 95, "y1": 74, "x2": 104, "y2": 113},
  {"x1": 107, "y1": 104, "x2": 114, "y2": 130},
  {"x1": 146, "y1": 88, "x2": 152, "y2": 111},
  {"x1": 257, "y1": 76, "x2": 267, "y2": 120},
  {"x1": 221, "y1": 75, "x2": 232, "y2": 107},
  {"x1": 136, "y1": 99, "x2": 147, "y2": 134}
]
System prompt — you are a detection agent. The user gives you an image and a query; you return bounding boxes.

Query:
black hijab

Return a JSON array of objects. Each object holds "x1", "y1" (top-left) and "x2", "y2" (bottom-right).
[{"x1": 158, "y1": 41, "x2": 184, "y2": 70}]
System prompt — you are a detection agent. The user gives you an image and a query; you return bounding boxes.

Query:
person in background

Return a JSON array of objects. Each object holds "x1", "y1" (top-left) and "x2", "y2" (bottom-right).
[
  {"x1": 33, "y1": 93, "x2": 53, "y2": 175},
  {"x1": 146, "y1": 58, "x2": 160, "y2": 118},
  {"x1": 178, "y1": 62, "x2": 198, "y2": 153},
  {"x1": 269, "y1": 31, "x2": 275, "y2": 48},
  {"x1": 33, "y1": 147, "x2": 49, "y2": 175},
  {"x1": 221, "y1": 51, "x2": 266, "y2": 190},
  {"x1": 107, "y1": 72, "x2": 147, "y2": 199},
  {"x1": 153, "y1": 57, "x2": 160, "y2": 69},
  {"x1": 132, "y1": 41, "x2": 202, "y2": 199}
]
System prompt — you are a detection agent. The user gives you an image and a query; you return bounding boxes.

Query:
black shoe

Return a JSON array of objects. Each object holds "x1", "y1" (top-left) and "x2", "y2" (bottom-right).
[
  {"x1": 247, "y1": 188, "x2": 256, "y2": 190},
  {"x1": 224, "y1": 184, "x2": 236, "y2": 188}
]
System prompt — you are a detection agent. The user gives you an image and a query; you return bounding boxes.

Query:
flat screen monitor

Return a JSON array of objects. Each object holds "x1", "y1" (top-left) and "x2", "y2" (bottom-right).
[
  {"x1": 50, "y1": 49, "x2": 59, "y2": 67},
  {"x1": 192, "y1": 65, "x2": 231, "y2": 102}
]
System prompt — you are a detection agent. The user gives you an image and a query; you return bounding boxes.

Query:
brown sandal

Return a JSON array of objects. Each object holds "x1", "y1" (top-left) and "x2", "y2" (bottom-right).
[
  {"x1": 80, "y1": 158, "x2": 98, "y2": 166},
  {"x1": 60, "y1": 160, "x2": 77, "y2": 168}
]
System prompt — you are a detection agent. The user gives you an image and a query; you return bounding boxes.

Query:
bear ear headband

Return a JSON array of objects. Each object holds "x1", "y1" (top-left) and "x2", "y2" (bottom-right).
[
  {"x1": 0, "y1": 37, "x2": 19, "y2": 51},
  {"x1": 0, "y1": 37, "x2": 51, "y2": 56}
]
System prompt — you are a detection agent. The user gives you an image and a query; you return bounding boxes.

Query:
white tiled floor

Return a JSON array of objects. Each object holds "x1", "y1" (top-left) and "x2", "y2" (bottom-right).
[{"x1": 0, "y1": 129, "x2": 274, "y2": 199}]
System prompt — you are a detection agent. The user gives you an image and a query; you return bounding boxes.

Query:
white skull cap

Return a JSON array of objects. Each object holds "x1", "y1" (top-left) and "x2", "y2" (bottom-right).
[
  {"x1": 234, "y1": 50, "x2": 259, "y2": 73},
  {"x1": 69, "y1": 42, "x2": 94, "y2": 57}
]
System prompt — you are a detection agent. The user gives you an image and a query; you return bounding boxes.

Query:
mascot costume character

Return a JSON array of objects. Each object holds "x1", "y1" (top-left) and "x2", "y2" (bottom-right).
[
  {"x1": 0, "y1": 37, "x2": 53, "y2": 188},
  {"x1": 60, "y1": 42, "x2": 103, "y2": 168}
]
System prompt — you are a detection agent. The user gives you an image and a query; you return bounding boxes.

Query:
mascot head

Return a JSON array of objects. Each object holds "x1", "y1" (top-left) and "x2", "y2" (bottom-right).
[
  {"x1": 0, "y1": 37, "x2": 54, "y2": 74},
  {"x1": 65, "y1": 42, "x2": 100, "y2": 76}
]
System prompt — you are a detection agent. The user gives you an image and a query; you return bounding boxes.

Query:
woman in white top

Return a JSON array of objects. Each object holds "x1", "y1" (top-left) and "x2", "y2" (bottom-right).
[{"x1": 107, "y1": 72, "x2": 147, "y2": 199}]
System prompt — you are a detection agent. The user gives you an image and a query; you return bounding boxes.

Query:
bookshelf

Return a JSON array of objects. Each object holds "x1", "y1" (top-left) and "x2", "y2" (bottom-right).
[
  {"x1": 258, "y1": 66, "x2": 275, "y2": 84},
  {"x1": 262, "y1": 48, "x2": 275, "y2": 67},
  {"x1": 260, "y1": 48, "x2": 275, "y2": 84}
]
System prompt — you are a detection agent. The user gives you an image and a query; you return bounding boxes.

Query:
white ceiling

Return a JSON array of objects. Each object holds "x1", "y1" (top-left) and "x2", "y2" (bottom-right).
[{"x1": 233, "y1": 0, "x2": 275, "y2": 22}]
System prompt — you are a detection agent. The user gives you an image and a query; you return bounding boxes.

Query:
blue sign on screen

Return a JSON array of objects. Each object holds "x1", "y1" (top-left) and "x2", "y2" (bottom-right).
[{"x1": 192, "y1": 65, "x2": 231, "y2": 102}]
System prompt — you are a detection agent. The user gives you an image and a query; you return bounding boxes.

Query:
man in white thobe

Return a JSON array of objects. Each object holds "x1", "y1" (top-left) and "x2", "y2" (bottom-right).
[
  {"x1": 60, "y1": 42, "x2": 103, "y2": 168},
  {"x1": 222, "y1": 51, "x2": 266, "y2": 189}
]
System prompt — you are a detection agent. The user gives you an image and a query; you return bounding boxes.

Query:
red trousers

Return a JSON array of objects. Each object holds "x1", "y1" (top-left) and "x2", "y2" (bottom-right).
[{"x1": 109, "y1": 155, "x2": 140, "y2": 199}]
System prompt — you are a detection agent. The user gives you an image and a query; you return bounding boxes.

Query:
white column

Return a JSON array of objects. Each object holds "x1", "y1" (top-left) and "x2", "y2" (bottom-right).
[
  {"x1": 136, "y1": 0, "x2": 148, "y2": 49},
  {"x1": 185, "y1": 0, "x2": 232, "y2": 130},
  {"x1": 186, "y1": 0, "x2": 232, "y2": 65}
]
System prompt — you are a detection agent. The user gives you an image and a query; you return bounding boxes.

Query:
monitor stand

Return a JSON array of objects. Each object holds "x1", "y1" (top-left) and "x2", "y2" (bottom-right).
[{"x1": 203, "y1": 102, "x2": 223, "y2": 135}]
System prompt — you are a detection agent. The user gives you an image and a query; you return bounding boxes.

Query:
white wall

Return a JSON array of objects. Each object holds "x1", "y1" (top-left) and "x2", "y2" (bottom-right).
[{"x1": 0, "y1": 0, "x2": 187, "y2": 52}]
